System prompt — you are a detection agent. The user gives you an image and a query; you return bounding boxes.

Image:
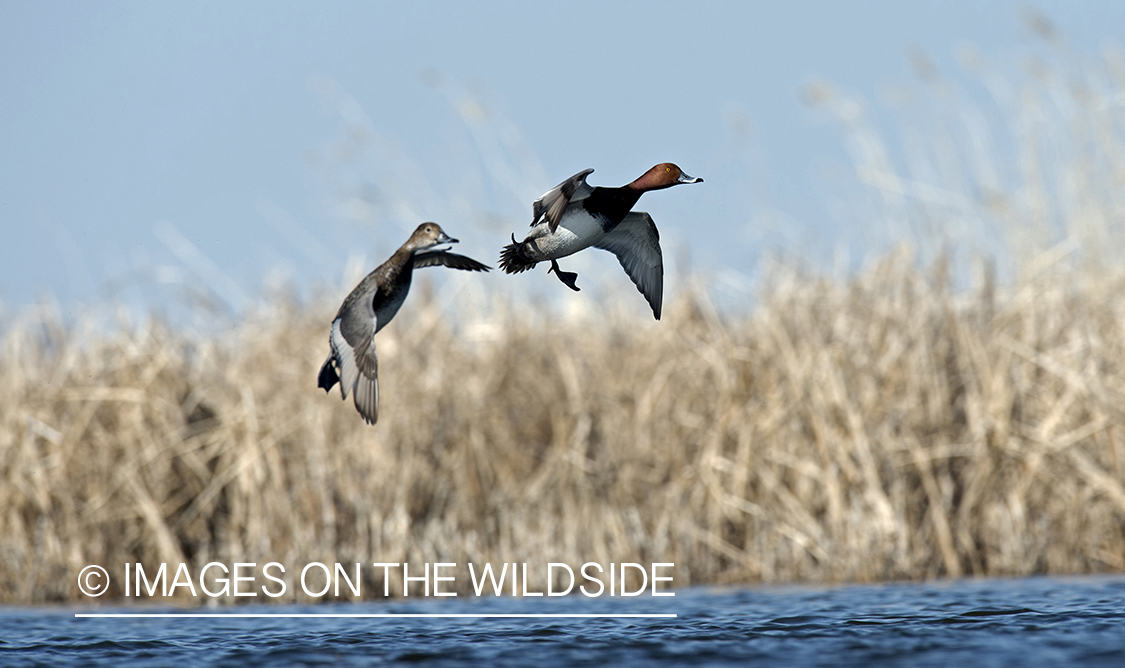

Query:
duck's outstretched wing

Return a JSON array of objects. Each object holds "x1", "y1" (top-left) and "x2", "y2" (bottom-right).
[
  {"x1": 412, "y1": 251, "x2": 492, "y2": 272},
  {"x1": 593, "y1": 211, "x2": 664, "y2": 320},
  {"x1": 328, "y1": 285, "x2": 380, "y2": 425},
  {"x1": 532, "y1": 168, "x2": 594, "y2": 233}
]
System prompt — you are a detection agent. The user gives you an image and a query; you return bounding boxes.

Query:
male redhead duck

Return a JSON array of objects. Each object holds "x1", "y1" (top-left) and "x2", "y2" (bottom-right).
[
  {"x1": 498, "y1": 163, "x2": 702, "y2": 320},
  {"x1": 318, "y1": 222, "x2": 490, "y2": 424}
]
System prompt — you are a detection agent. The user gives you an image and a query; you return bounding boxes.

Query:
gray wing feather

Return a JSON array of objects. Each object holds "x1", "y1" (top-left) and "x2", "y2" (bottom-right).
[
  {"x1": 532, "y1": 168, "x2": 594, "y2": 233},
  {"x1": 332, "y1": 287, "x2": 380, "y2": 424},
  {"x1": 412, "y1": 251, "x2": 492, "y2": 272},
  {"x1": 593, "y1": 211, "x2": 664, "y2": 320}
]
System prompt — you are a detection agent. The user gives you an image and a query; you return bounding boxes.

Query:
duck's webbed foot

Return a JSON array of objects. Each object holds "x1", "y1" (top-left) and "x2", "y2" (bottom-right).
[{"x1": 549, "y1": 259, "x2": 580, "y2": 292}]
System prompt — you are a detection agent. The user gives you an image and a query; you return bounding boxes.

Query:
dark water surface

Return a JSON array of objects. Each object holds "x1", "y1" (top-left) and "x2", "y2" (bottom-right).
[{"x1": 3, "y1": 575, "x2": 1124, "y2": 667}]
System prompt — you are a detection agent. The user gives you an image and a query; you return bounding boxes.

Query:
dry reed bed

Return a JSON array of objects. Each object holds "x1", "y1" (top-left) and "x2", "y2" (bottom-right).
[{"x1": 3, "y1": 252, "x2": 1125, "y2": 603}]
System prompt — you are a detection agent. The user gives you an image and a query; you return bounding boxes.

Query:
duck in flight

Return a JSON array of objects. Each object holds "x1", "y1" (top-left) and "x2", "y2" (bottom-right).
[
  {"x1": 318, "y1": 222, "x2": 490, "y2": 424},
  {"x1": 498, "y1": 163, "x2": 702, "y2": 320}
]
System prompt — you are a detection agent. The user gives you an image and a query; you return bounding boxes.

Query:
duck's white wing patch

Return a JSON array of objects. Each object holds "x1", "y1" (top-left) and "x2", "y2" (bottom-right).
[
  {"x1": 332, "y1": 291, "x2": 380, "y2": 424},
  {"x1": 593, "y1": 211, "x2": 664, "y2": 320},
  {"x1": 532, "y1": 168, "x2": 594, "y2": 233}
]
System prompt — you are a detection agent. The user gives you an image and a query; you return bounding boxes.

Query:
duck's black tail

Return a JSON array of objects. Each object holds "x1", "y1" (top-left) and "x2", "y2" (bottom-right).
[
  {"x1": 317, "y1": 355, "x2": 339, "y2": 393},
  {"x1": 499, "y1": 234, "x2": 537, "y2": 274}
]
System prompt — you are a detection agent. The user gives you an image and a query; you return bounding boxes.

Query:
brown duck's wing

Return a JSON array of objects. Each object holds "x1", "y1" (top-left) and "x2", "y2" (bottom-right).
[
  {"x1": 331, "y1": 284, "x2": 380, "y2": 424},
  {"x1": 593, "y1": 211, "x2": 664, "y2": 320},
  {"x1": 532, "y1": 168, "x2": 594, "y2": 233},
  {"x1": 412, "y1": 251, "x2": 492, "y2": 272}
]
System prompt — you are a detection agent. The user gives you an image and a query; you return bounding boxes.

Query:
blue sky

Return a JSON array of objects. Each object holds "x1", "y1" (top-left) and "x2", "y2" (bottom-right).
[{"x1": 3, "y1": 1, "x2": 1123, "y2": 312}]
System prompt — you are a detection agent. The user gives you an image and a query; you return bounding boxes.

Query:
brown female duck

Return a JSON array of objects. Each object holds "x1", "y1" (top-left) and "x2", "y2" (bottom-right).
[{"x1": 318, "y1": 222, "x2": 490, "y2": 424}]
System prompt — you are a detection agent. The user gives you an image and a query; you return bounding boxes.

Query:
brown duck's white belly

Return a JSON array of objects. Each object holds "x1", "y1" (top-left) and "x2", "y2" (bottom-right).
[{"x1": 523, "y1": 209, "x2": 609, "y2": 261}]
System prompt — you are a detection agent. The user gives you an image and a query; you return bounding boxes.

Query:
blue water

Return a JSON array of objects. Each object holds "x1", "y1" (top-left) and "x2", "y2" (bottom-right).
[{"x1": 3, "y1": 576, "x2": 1124, "y2": 667}]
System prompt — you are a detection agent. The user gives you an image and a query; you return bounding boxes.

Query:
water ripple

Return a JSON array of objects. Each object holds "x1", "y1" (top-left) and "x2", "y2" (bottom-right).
[{"x1": 1, "y1": 575, "x2": 1124, "y2": 667}]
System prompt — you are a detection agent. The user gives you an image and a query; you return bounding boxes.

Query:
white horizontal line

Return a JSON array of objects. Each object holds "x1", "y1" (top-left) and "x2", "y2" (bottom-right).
[{"x1": 75, "y1": 613, "x2": 677, "y2": 619}]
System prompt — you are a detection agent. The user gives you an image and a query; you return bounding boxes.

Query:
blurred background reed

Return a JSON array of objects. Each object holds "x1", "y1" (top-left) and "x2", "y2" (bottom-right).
[
  {"x1": 7, "y1": 247, "x2": 1125, "y2": 603},
  {"x1": 4, "y1": 10, "x2": 1125, "y2": 603}
]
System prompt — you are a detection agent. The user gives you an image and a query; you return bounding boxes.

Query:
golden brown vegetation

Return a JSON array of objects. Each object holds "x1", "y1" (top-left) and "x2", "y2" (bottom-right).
[{"x1": 3, "y1": 249, "x2": 1125, "y2": 604}]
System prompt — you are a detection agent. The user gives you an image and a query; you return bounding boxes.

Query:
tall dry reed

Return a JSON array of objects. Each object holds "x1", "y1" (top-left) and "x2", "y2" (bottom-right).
[{"x1": 3, "y1": 249, "x2": 1125, "y2": 604}]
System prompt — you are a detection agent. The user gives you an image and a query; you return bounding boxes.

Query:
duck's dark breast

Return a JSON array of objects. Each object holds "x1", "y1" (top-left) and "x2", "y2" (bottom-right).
[
  {"x1": 582, "y1": 187, "x2": 642, "y2": 230},
  {"x1": 372, "y1": 264, "x2": 413, "y2": 333}
]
